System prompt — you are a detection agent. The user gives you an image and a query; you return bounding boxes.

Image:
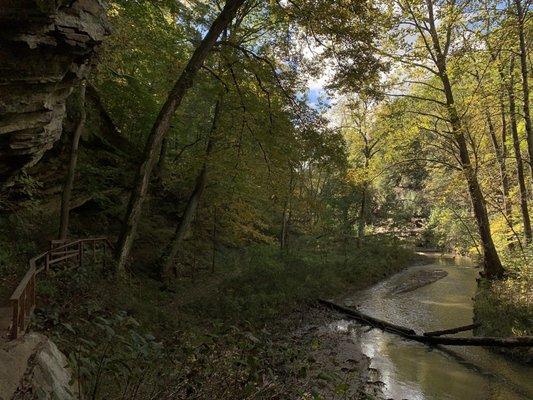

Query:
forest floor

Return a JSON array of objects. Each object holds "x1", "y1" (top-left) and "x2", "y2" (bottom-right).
[
  {"x1": 25, "y1": 238, "x2": 417, "y2": 399},
  {"x1": 284, "y1": 305, "x2": 378, "y2": 399}
]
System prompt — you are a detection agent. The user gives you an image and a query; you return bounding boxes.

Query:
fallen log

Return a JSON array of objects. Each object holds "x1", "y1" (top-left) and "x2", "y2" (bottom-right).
[
  {"x1": 409, "y1": 334, "x2": 533, "y2": 347},
  {"x1": 318, "y1": 299, "x2": 533, "y2": 348},
  {"x1": 318, "y1": 299, "x2": 416, "y2": 336},
  {"x1": 423, "y1": 323, "x2": 481, "y2": 337}
]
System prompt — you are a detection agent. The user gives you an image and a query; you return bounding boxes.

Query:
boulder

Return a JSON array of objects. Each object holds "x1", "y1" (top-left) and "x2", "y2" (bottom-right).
[
  {"x1": 0, "y1": 332, "x2": 78, "y2": 400},
  {"x1": 0, "y1": 333, "x2": 42, "y2": 400}
]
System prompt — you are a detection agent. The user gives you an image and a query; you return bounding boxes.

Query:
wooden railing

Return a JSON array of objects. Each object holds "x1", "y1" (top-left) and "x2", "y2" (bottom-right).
[{"x1": 8, "y1": 237, "x2": 113, "y2": 340}]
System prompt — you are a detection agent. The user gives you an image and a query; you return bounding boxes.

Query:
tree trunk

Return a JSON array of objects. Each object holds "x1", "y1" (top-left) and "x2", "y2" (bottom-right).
[
  {"x1": 485, "y1": 108, "x2": 513, "y2": 247},
  {"x1": 114, "y1": 0, "x2": 246, "y2": 276},
  {"x1": 514, "y1": 0, "x2": 533, "y2": 186},
  {"x1": 508, "y1": 59, "x2": 532, "y2": 243},
  {"x1": 423, "y1": 323, "x2": 480, "y2": 337},
  {"x1": 162, "y1": 99, "x2": 222, "y2": 278},
  {"x1": 280, "y1": 171, "x2": 294, "y2": 250},
  {"x1": 59, "y1": 83, "x2": 86, "y2": 239},
  {"x1": 318, "y1": 299, "x2": 416, "y2": 335},
  {"x1": 157, "y1": 137, "x2": 168, "y2": 180},
  {"x1": 162, "y1": 169, "x2": 207, "y2": 278},
  {"x1": 357, "y1": 185, "x2": 367, "y2": 248},
  {"x1": 357, "y1": 142, "x2": 371, "y2": 248},
  {"x1": 425, "y1": 0, "x2": 503, "y2": 278},
  {"x1": 445, "y1": 88, "x2": 504, "y2": 278}
]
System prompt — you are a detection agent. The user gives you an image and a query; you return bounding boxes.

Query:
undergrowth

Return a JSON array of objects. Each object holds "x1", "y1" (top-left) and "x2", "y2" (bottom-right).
[
  {"x1": 474, "y1": 246, "x2": 533, "y2": 363},
  {"x1": 30, "y1": 236, "x2": 412, "y2": 399}
]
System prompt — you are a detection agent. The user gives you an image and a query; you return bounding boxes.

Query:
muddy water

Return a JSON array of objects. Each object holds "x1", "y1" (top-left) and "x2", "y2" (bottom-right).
[{"x1": 333, "y1": 255, "x2": 533, "y2": 400}]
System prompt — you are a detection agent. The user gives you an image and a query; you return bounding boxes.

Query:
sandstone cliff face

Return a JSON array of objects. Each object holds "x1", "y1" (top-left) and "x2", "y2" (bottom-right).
[{"x1": 0, "y1": 0, "x2": 110, "y2": 186}]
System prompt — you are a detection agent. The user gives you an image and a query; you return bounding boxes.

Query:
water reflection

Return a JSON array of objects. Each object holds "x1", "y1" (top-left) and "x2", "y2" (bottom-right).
[{"x1": 338, "y1": 257, "x2": 533, "y2": 400}]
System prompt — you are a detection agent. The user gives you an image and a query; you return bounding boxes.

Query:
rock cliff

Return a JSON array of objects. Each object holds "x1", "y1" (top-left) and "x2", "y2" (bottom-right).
[{"x1": 0, "y1": 0, "x2": 110, "y2": 186}]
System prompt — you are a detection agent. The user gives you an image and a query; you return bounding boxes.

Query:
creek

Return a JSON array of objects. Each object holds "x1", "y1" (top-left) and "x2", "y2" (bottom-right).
[{"x1": 327, "y1": 255, "x2": 533, "y2": 399}]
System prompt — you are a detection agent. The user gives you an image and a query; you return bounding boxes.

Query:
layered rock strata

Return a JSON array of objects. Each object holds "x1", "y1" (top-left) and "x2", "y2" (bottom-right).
[{"x1": 0, "y1": 0, "x2": 110, "y2": 185}]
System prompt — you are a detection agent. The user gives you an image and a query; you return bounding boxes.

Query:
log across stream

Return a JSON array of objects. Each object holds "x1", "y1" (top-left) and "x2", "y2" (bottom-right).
[{"x1": 318, "y1": 299, "x2": 533, "y2": 347}]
